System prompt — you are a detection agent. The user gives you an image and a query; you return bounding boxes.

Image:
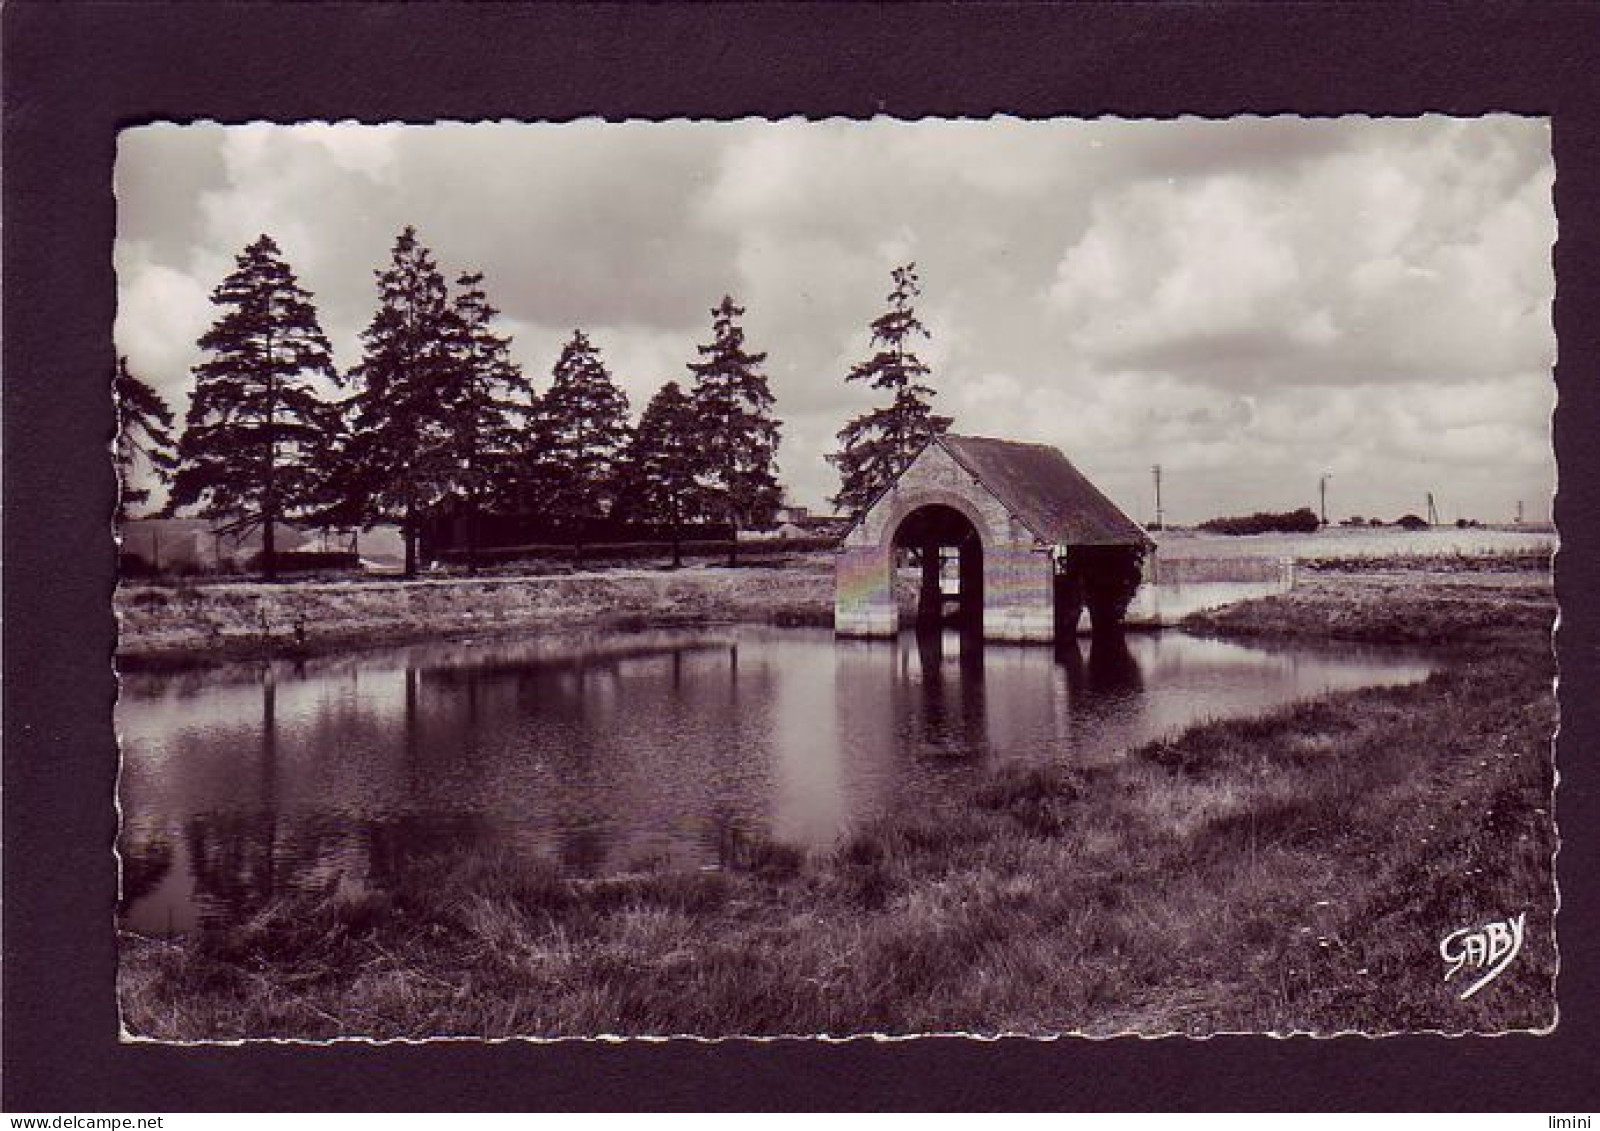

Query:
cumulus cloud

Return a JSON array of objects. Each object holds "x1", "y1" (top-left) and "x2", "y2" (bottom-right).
[
  {"x1": 115, "y1": 116, "x2": 1555, "y2": 523},
  {"x1": 1048, "y1": 120, "x2": 1553, "y2": 397}
]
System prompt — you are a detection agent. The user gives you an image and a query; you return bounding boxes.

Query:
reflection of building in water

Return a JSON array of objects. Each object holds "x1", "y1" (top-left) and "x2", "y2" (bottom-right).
[
  {"x1": 1085, "y1": 631, "x2": 1143, "y2": 697},
  {"x1": 1051, "y1": 631, "x2": 1146, "y2": 730},
  {"x1": 908, "y1": 628, "x2": 992, "y2": 759}
]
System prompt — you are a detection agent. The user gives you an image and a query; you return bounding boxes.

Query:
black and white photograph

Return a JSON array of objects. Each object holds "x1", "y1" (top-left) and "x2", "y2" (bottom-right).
[{"x1": 109, "y1": 115, "x2": 1558, "y2": 1043}]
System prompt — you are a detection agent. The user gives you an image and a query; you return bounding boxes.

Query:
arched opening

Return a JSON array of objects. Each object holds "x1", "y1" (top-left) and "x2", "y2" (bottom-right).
[{"x1": 891, "y1": 503, "x2": 984, "y2": 633}]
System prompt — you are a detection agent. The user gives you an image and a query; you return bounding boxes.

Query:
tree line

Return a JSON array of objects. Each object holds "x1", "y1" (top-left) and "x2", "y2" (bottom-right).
[
  {"x1": 1197, "y1": 508, "x2": 1322, "y2": 536},
  {"x1": 116, "y1": 229, "x2": 948, "y2": 577}
]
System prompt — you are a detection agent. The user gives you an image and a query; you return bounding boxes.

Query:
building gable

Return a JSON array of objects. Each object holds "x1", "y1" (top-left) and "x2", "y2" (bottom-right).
[{"x1": 842, "y1": 433, "x2": 1148, "y2": 550}]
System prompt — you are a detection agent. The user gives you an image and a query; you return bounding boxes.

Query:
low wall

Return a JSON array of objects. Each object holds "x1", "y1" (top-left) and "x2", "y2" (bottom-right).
[
  {"x1": 981, "y1": 546, "x2": 1056, "y2": 642},
  {"x1": 1125, "y1": 557, "x2": 1297, "y2": 627}
]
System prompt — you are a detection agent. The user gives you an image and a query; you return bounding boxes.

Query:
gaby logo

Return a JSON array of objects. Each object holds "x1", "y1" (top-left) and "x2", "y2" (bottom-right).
[{"x1": 1440, "y1": 911, "x2": 1526, "y2": 1000}]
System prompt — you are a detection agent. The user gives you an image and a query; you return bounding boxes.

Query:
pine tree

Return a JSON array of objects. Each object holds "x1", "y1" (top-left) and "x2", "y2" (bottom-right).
[
  {"x1": 829, "y1": 263, "x2": 950, "y2": 514},
  {"x1": 529, "y1": 330, "x2": 631, "y2": 546},
  {"x1": 615, "y1": 380, "x2": 706, "y2": 567},
  {"x1": 114, "y1": 356, "x2": 178, "y2": 521},
  {"x1": 345, "y1": 227, "x2": 460, "y2": 576},
  {"x1": 687, "y1": 295, "x2": 781, "y2": 565},
  {"x1": 441, "y1": 270, "x2": 535, "y2": 568},
  {"x1": 170, "y1": 235, "x2": 340, "y2": 579}
]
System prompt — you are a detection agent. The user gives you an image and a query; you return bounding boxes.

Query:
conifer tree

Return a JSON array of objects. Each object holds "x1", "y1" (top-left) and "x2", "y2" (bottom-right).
[
  {"x1": 170, "y1": 235, "x2": 340, "y2": 579},
  {"x1": 529, "y1": 330, "x2": 631, "y2": 544},
  {"x1": 345, "y1": 227, "x2": 459, "y2": 576},
  {"x1": 442, "y1": 270, "x2": 534, "y2": 567},
  {"x1": 114, "y1": 356, "x2": 178, "y2": 521},
  {"x1": 687, "y1": 296, "x2": 781, "y2": 564},
  {"x1": 615, "y1": 380, "x2": 706, "y2": 567},
  {"x1": 829, "y1": 263, "x2": 950, "y2": 514}
]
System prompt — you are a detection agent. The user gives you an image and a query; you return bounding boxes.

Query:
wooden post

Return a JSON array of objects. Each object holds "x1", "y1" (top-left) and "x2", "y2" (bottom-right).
[
  {"x1": 917, "y1": 542, "x2": 943, "y2": 628},
  {"x1": 1054, "y1": 569, "x2": 1083, "y2": 640}
]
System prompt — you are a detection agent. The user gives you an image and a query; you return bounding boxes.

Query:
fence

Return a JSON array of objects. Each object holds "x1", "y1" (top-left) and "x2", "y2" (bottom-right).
[
  {"x1": 436, "y1": 534, "x2": 840, "y2": 567},
  {"x1": 1146, "y1": 554, "x2": 1296, "y2": 585}
]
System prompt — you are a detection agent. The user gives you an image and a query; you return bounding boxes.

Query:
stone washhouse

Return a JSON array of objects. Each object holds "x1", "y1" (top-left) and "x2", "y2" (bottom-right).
[{"x1": 834, "y1": 433, "x2": 1153, "y2": 642}]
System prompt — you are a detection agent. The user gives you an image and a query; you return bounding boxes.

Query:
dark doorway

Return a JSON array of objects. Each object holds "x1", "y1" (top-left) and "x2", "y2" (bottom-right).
[
  {"x1": 892, "y1": 504, "x2": 984, "y2": 633},
  {"x1": 1055, "y1": 544, "x2": 1147, "y2": 636}
]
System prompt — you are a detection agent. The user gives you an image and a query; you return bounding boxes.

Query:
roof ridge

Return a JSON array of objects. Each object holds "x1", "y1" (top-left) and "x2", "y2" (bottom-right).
[
  {"x1": 843, "y1": 432, "x2": 1149, "y2": 549},
  {"x1": 945, "y1": 433, "x2": 1057, "y2": 449},
  {"x1": 939, "y1": 433, "x2": 1150, "y2": 548}
]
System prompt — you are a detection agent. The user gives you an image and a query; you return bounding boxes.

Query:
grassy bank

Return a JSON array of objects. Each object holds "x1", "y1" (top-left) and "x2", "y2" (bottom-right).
[
  {"x1": 118, "y1": 568, "x2": 1557, "y2": 1039},
  {"x1": 1183, "y1": 567, "x2": 1554, "y2": 647},
  {"x1": 116, "y1": 556, "x2": 847, "y2": 668},
  {"x1": 118, "y1": 534, "x2": 1554, "y2": 669}
]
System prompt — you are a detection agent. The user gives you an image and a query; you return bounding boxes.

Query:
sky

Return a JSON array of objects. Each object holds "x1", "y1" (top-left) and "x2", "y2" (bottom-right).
[{"x1": 115, "y1": 116, "x2": 1556, "y2": 523}]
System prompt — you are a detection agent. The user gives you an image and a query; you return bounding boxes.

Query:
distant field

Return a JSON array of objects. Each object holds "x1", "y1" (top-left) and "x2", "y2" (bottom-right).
[{"x1": 1154, "y1": 526, "x2": 1556, "y2": 563}]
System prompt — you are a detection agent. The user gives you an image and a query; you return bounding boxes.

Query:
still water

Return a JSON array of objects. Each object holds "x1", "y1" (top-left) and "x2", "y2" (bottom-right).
[{"x1": 117, "y1": 625, "x2": 1432, "y2": 934}]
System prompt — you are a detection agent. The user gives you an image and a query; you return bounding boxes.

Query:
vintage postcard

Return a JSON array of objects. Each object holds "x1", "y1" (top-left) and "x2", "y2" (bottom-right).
[{"x1": 111, "y1": 116, "x2": 1557, "y2": 1042}]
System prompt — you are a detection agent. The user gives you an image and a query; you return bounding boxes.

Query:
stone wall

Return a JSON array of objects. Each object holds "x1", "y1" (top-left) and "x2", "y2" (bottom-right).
[{"x1": 835, "y1": 442, "x2": 1056, "y2": 641}]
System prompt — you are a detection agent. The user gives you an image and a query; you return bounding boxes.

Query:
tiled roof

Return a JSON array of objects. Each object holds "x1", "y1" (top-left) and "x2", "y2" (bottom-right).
[{"x1": 937, "y1": 434, "x2": 1151, "y2": 547}]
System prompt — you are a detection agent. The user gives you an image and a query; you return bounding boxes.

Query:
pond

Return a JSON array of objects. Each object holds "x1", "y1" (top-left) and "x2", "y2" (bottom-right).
[{"x1": 117, "y1": 625, "x2": 1434, "y2": 934}]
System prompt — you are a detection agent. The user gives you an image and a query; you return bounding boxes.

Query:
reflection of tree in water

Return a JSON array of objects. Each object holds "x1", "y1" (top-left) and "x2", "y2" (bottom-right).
[
  {"x1": 549, "y1": 645, "x2": 741, "y2": 878},
  {"x1": 539, "y1": 665, "x2": 613, "y2": 875},
  {"x1": 360, "y1": 812, "x2": 494, "y2": 894},
  {"x1": 183, "y1": 811, "x2": 290, "y2": 924},
  {"x1": 117, "y1": 829, "x2": 173, "y2": 912},
  {"x1": 401, "y1": 643, "x2": 757, "y2": 884},
  {"x1": 179, "y1": 668, "x2": 313, "y2": 925},
  {"x1": 378, "y1": 661, "x2": 624, "y2": 881},
  {"x1": 186, "y1": 810, "x2": 510, "y2": 924},
  {"x1": 707, "y1": 641, "x2": 775, "y2": 805},
  {"x1": 554, "y1": 822, "x2": 611, "y2": 876},
  {"x1": 702, "y1": 805, "x2": 769, "y2": 871}
]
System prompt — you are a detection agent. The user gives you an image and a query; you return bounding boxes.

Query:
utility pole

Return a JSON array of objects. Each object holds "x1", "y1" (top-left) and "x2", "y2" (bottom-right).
[
  {"x1": 1427, "y1": 492, "x2": 1440, "y2": 526},
  {"x1": 1319, "y1": 473, "x2": 1331, "y2": 526},
  {"x1": 1152, "y1": 464, "x2": 1163, "y2": 530},
  {"x1": 1516, "y1": 500, "x2": 1524, "y2": 525}
]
